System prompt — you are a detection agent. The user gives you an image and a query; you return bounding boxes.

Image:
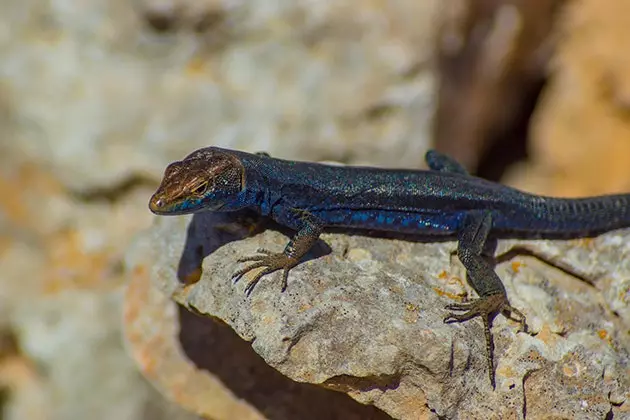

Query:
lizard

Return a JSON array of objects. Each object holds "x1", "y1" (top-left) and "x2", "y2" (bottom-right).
[{"x1": 149, "y1": 146, "x2": 630, "y2": 387}]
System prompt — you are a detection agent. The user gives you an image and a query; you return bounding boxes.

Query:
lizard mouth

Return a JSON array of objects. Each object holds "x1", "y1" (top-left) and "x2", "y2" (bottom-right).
[
  {"x1": 148, "y1": 193, "x2": 224, "y2": 214},
  {"x1": 148, "y1": 192, "x2": 192, "y2": 215}
]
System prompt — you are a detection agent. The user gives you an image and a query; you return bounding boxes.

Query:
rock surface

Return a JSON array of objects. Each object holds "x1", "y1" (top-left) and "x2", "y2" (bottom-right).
[{"x1": 141, "y1": 211, "x2": 630, "y2": 419}]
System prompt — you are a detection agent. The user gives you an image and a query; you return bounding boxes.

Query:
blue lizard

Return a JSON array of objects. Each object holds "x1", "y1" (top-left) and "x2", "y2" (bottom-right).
[{"x1": 149, "y1": 147, "x2": 630, "y2": 386}]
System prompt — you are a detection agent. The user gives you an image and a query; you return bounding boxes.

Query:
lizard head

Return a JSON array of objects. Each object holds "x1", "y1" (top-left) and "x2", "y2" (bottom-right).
[{"x1": 149, "y1": 147, "x2": 244, "y2": 215}]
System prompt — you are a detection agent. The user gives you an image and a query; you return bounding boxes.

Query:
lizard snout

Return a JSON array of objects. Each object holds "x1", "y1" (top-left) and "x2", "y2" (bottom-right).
[{"x1": 148, "y1": 194, "x2": 166, "y2": 214}]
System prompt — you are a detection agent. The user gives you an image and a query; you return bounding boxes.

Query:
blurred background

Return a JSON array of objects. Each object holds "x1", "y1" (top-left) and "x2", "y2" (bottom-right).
[{"x1": 1, "y1": 0, "x2": 630, "y2": 419}]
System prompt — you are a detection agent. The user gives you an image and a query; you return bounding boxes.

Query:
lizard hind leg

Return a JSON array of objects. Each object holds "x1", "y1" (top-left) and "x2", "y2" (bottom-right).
[{"x1": 443, "y1": 211, "x2": 527, "y2": 388}]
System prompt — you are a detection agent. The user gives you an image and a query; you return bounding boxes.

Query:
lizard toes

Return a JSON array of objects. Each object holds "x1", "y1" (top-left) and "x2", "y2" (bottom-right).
[
  {"x1": 244, "y1": 269, "x2": 270, "y2": 295},
  {"x1": 231, "y1": 261, "x2": 266, "y2": 283}
]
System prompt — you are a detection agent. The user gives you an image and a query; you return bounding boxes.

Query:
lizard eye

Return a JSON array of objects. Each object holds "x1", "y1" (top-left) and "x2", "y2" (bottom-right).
[{"x1": 191, "y1": 182, "x2": 208, "y2": 196}]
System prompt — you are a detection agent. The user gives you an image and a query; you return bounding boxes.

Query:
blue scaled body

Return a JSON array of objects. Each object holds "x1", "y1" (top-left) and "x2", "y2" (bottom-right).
[{"x1": 224, "y1": 149, "x2": 630, "y2": 237}]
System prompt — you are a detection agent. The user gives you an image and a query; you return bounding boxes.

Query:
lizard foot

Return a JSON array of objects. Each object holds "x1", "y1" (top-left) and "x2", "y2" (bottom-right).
[
  {"x1": 231, "y1": 249, "x2": 299, "y2": 295},
  {"x1": 443, "y1": 293, "x2": 526, "y2": 332},
  {"x1": 444, "y1": 294, "x2": 526, "y2": 388}
]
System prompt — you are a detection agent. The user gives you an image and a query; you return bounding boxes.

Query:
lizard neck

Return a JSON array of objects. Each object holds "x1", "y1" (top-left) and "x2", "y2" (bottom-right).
[{"x1": 240, "y1": 171, "x2": 276, "y2": 216}]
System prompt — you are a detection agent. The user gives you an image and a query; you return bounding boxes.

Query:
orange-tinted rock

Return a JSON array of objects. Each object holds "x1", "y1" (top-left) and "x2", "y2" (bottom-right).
[
  {"x1": 513, "y1": 0, "x2": 630, "y2": 196},
  {"x1": 123, "y1": 264, "x2": 265, "y2": 420}
]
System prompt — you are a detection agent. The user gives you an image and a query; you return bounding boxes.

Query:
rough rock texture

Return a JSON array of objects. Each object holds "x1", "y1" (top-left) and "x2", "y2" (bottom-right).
[
  {"x1": 140, "y1": 212, "x2": 630, "y2": 419},
  {"x1": 508, "y1": 0, "x2": 630, "y2": 196}
]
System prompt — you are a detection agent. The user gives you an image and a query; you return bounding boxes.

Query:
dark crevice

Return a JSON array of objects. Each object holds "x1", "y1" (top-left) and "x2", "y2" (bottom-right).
[
  {"x1": 141, "y1": 3, "x2": 227, "y2": 34},
  {"x1": 521, "y1": 368, "x2": 534, "y2": 420},
  {"x1": 553, "y1": 328, "x2": 569, "y2": 338},
  {"x1": 143, "y1": 9, "x2": 179, "y2": 33},
  {"x1": 432, "y1": 408, "x2": 449, "y2": 420},
  {"x1": 448, "y1": 339, "x2": 455, "y2": 378},
  {"x1": 322, "y1": 373, "x2": 401, "y2": 394},
  {"x1": 475, "y1": 78, "x2": 547, "y2": 182},
  {"x1": 139, "y1": 3, "x2": 235, "y2": 53},
  {"x1": 604, "y1": 407, "x2": 614, "y2": 420},
  {"x1": 70, "y1": 174, "x2": 157, "y2": 203},
  {"x1": 0, "y1": 387, "x2": 8, "y2": 420},
  {"x1": 434, "y1": 0, "x2": 567, "y2": 179},
  {"x1": 0, "y1": 329, "x2": 21, "y2": 420}
]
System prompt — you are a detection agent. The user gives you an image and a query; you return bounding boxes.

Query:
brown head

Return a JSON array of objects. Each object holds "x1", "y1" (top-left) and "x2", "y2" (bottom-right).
[{"x1": 149, "y1": 147, "x2": 245, "y2": 215}]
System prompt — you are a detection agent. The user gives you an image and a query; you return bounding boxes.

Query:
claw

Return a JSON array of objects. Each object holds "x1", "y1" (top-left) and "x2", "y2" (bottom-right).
[
  {"x1": 443, "y1": 294, "x2": 517, "y2": 324},
  {"x1": 280, "y1": 268, "x2": 291, "y2": 292},
  {"x1": 244, "y1": 268, "x2": 271, "y2": 296},
  {"x1": 231, "y1": 261, "x2": 267, "y2": 284}
]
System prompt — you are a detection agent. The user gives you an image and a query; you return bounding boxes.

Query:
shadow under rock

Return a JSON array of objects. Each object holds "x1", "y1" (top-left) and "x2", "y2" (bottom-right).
[
  {"x1": 178, "y1": 307, "x2": 392, "y2": 420},
  {"x1": 175, "y1": 211, "x2": 391, "y2": 419}
]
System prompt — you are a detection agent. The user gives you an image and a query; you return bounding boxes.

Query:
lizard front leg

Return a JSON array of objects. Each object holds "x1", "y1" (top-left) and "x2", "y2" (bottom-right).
[
  {"x1": 232, "y1": 209, "x2": 324, "y2": 295},
  {"x1": 444, "y1": 211, "x2": 526, "y2": 387}
]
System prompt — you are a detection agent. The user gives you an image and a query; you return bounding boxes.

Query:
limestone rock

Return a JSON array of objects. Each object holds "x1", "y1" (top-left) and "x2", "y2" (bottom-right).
[{"x1": 123, "y1": 243, "x2": 393, "y2": 419}]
